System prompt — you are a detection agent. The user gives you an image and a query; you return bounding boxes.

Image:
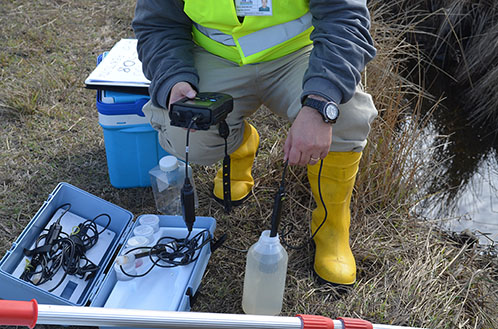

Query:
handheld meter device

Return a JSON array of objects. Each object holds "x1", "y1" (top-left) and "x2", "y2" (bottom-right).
[
  {"x1": 169, "y1": 92, "x2": 234, "y2": 230},
  {"x1": 170, "y1": 92, "x2": 233, "y2": 130}
]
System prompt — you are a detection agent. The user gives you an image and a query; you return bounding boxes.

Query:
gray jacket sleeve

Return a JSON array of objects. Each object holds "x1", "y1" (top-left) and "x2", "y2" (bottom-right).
[
  {"x1": 132, "y1": 0, "x2": 376, "y2": 108},
  {"x1": 303, "y1": 0, "x2": 376, "y2": 104},
  {"x1": 132, "y1": 0, "x2": 198, "y2": 108}
]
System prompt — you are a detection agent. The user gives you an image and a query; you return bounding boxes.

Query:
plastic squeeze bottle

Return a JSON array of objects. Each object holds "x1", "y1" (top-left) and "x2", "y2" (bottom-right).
[
  {"x1": 149, "y1": 156, "x2": 183, "y2": 215},
  {"x1": 242, "y1": 230, "x2": 288, "y2": 315}
]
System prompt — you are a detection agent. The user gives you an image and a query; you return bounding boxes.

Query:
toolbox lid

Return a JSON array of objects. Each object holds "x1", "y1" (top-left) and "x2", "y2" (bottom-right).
[{"x1": 0, "y1": 182, "x2": 134, "y2": 306}]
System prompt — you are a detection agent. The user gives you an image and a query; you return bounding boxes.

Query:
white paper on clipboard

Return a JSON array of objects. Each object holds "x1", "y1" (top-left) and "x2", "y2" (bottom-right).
[{"x1": 85, "y1": 39, "x2": 150, "y2": 89}]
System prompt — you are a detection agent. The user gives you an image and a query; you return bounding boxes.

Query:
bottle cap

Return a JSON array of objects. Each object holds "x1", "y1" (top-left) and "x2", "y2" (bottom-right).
[
  {"x1": 260, "y1": 230, "x2": 279, "y2": 242},
  {"x1": 159, "y1": 156, "x2": 179, "y2": 172}
]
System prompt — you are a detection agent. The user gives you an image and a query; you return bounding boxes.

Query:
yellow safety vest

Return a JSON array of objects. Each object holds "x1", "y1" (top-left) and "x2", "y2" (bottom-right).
[{"x1": 183, "y1": 0, "x2": 313, "y2": 65}]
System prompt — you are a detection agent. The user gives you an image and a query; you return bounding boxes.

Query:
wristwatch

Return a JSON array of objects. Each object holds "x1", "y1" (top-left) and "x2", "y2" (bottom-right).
[{"x1": 303, "y1": 97, "x2": 340, "y2": 124}]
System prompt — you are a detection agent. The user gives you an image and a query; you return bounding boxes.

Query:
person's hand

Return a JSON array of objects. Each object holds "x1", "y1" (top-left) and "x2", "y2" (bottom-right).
[
  {"x1": 283, "y1": 96, "x2": 332, "y2": 166},
  {"x1": 168, "y1": 82, "x2": 198, "y2": 132},
  {"x1": 168, "y1": 81, "x2": 196, "y2": 110}
]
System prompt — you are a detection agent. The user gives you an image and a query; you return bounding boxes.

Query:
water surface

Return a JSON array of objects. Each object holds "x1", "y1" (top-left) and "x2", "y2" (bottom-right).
[{"x1": 413, "y1": 71, "x2": 498, "y2": 251}]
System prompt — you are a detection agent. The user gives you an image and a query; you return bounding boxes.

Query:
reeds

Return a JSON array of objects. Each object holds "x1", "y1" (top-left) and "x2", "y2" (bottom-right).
[
  {"x1": 388, "y1": 0, "x2": 498, "y2": 128},
  {"x1": 355, "y1": 0, "x2": 442, "y2": 216}
]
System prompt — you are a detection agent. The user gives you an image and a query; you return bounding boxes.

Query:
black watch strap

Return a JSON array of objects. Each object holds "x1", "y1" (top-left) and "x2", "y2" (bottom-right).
[
  {"x1": 303, "y1": 97, "x2": 324, "y2": 111},
  {"x1": 303, "y1": 97, "x2": 339, "y2": 123}
]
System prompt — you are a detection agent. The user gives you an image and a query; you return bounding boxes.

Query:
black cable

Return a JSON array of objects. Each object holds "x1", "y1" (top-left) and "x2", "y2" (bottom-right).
[
  {"x1": 218, "y1": 120, "x2": 231, "y2": 213},
  {"x1": 21, "y1": 207, "x2": 111, "y2": 292},
  {"x1": 118, "y1": 229, "x2": 212, "y2": 278},
  {"x1": 215, "y1": 160, "x2": 328, "y2": 253},
  {"x1": 54, "y1": 203, "x2": 71, "y2": 224},
  {"x1": 281, "y1": 159, "x2": 327, "y2": 250},
  {"x1": 21, "y1": 203, "x2": 72, "y2": 284},
  {"x1": 182, "y1": 117, "x2": 198, "y2": 232},
  {"x1": 185, "y1": 118, "x2": 197, "y2": 180},
  {"x1": 270, "y1": 160, "x2": 288, "y2": 237},
  {"x1": 310, "y1": 160, "x2": 328, "y2": 240}
]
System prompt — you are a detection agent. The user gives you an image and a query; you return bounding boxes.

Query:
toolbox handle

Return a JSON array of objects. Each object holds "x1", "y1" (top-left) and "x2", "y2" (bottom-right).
[{"x1": 0, "y1": 299, "x2": 38, "y2": 328}]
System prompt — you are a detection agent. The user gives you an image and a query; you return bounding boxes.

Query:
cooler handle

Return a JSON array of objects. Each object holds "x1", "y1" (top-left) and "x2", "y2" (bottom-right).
[
  {"x1": 0, "y1": 299, "x2": 38, "y2": 328},
  {"x1": 121, "y1": 126, "x2": 155, "y2": 134}
]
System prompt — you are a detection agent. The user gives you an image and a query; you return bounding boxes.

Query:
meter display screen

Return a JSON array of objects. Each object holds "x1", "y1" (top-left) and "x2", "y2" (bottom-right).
[{"x1": 184, "y1": 98, "x2": 216, "y2": 107}]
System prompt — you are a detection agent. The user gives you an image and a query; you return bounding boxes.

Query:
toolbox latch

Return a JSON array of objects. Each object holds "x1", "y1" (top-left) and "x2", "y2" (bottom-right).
[
  {"x1": 119, "y1": 221, "x2": 135, "y2": 246},
  {"x1": 9, "y1": 242, "x2": 17, "y2": 253},
  {"x1": 186, "y1": 286, "x2": 200, "y2": 309},
  {"x1": 87, "y1": 275, "x2": 105, "y2": 304}
]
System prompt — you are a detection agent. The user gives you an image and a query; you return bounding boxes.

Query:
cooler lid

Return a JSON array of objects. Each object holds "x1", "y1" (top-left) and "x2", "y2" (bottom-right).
[{"x1": 96, "y1": 89, "x2": 149, "y2": 117}]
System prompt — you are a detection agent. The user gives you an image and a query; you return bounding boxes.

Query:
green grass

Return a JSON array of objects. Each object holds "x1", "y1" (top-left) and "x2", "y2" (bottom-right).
[{"x1": 0, "y1": 1, "x2": 497, "y2": 328}]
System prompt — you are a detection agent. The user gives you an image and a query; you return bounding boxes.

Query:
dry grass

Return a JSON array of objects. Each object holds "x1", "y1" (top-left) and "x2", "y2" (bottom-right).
[{"x1": 1, "y1": 1, "x2": 497, "y2": 328}]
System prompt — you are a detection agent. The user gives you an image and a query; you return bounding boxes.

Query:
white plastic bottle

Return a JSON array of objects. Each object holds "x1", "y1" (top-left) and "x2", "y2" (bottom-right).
[{"x1": 242, "y1": 230, "x2": 288, "y2": 315}]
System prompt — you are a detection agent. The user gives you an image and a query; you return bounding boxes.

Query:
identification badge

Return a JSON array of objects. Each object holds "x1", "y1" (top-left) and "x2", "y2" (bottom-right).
[{"x1": 235, "y1": 0, "x2": 273, "y2": 16}]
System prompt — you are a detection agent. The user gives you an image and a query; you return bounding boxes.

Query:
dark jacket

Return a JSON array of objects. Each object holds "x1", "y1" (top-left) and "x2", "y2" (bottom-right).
[{"x1": 132, "y1": 0, "x2": 376, "y2": 108}]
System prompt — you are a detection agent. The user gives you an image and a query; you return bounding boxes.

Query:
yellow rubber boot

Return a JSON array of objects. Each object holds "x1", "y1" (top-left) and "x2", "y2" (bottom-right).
[
  {"x1": 213, "y1": 121, "x2": 259, "y2": 205},
  {"x1": 307, "y1": 151, "x2": 362, "y2": 286}
]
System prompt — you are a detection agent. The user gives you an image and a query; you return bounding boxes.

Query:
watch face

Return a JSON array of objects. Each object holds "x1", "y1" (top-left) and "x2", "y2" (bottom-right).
[{"x1": 325, "y1": 103, "x2": 339, "y2": 121}]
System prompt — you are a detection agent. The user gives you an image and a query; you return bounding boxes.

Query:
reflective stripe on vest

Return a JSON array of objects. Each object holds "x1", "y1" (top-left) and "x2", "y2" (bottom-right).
[
  {"x1": 194, "y1": 24, "x2": 236, "y2": 47},
  {"x1": 193, "y1": 12, "x2": 312, "y2": 58}
]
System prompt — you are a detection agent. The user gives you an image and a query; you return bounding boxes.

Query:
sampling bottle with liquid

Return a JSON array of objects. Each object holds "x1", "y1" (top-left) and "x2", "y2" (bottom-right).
[
  {"x1": 241, "y1": 230, "x2": 288, "y2": 315},
  {"x1": 149, "y1": 156, "x2": 197, "y2": 215}
]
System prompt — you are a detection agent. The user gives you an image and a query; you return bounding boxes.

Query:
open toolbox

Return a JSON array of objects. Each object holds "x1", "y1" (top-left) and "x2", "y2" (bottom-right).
[{"x1": 0, "y1": 182, "x2": 215, "y2": 314}]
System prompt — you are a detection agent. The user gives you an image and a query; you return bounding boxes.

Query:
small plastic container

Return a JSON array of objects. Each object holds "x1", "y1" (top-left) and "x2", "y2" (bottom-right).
[
  {"x1": 149, "y1": 156, "x2": 197, "y2": 215},
  {"x1": 242, "y1": 230, "x2": 288, "y2": 316},
  {"x1": 133, "y1": 225, "x2": 155, "y2": 244},
  {"x1": 126, "y1": 235, "x2": 150, "y2": 250},
  {"x1": 114, "y1": 253, "x2": 136, "y2": 281},
  {"x1": 139, "y1": 214, "x2": 160, "y2": 233}
]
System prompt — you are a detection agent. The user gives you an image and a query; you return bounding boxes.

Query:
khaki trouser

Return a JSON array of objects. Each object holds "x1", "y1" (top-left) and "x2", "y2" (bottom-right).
[{"x1": 143, "y1": 45, "x2": 377, "y2": 166}]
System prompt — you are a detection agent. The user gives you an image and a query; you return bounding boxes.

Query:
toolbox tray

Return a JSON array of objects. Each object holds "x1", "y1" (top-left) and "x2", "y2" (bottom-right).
[{"x1": 0, "y1": 183, "x2": 215, "y2": 314}]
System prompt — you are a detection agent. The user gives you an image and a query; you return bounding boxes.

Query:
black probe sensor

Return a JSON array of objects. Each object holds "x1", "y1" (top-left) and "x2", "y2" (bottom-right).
[{"x1": 270, "y1": 161, "x2": 289, "y2": 237}]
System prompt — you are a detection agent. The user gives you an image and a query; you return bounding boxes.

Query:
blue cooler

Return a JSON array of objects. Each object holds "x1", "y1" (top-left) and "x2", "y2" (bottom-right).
[{"x1": 97, "y1": 90, "x2": 168, "y2": 188}]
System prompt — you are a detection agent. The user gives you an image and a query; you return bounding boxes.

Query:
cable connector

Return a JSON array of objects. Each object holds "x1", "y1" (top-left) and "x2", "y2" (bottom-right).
[
  {"x1": 218, "y1": 120, "x2": 229, "y2": 139},
  {"x1": 210, "y1": 233, "x2": 227, "y2": 252},
  {"x1": 45, "y1": 222, "x2": 62, "y2": 246}
]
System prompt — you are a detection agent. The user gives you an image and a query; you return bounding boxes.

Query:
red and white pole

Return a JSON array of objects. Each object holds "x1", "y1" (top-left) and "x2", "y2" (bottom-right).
[{"x1": 0, "y1": 299, "x2": 423, "y2": 329}]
